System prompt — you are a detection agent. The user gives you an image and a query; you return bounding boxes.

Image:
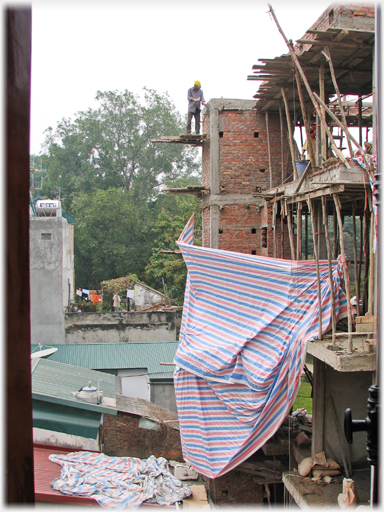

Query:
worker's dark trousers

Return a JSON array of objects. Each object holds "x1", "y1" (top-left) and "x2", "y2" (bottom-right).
[{"x1": 187, "y1": 108, "x2": 201, "y2": 134}]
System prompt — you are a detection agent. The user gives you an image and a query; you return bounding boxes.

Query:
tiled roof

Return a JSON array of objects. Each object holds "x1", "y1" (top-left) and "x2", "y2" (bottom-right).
[
  {"x1": 31, "y1": 342, "x2": 178, "y2": 380},
  {"x1": 32, "y1": 358, "x2": 116, "y2": 413}
]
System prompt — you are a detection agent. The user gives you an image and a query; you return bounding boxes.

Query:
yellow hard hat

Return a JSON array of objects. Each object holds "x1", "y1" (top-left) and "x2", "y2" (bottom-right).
[{"x1": 194, "y1": 80, "x2": 201, "y2": 86}]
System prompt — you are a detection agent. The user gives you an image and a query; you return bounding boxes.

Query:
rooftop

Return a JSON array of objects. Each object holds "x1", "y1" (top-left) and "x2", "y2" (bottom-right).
[
  {"x1": 249, "y1": 26, "x2": 374, "y2": 121},
  {"x1": 31, "y1": 341, "x2": 178, "y2": 380}
]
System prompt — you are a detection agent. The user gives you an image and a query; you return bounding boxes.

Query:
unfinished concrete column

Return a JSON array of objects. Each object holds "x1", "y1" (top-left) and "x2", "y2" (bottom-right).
[
  {"x1": 312, "y1": 358, "x2": 326, "y2": 455},
  {"x1": 209, "y1": 102, "x2": 220, "y2": 248}
]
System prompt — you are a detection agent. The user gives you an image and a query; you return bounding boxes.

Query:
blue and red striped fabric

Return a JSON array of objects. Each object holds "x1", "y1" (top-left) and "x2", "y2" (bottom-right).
[{"x1": 174, "y1": 215, "x2": 348, "y2": 478}]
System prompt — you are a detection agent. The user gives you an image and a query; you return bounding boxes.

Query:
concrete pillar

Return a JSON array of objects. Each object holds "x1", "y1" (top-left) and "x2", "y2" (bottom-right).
[
  {"x1": 209, "y1": 103, "x2": 220, "y2": 249},
  {"x1": 312, "y1": 358, "x2": 325, "y2": 455}
]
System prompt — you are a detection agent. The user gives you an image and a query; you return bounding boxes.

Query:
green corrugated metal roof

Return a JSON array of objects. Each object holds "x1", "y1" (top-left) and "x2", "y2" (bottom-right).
[
  {"x1": 62, "y1": 210, "x2": 75, "y2": 224},
  {"x1": 31, "y1": 342, "x2": 178, "y2": 380},
  {"x1": 33, "y1": 400, "x2": 102, "y2": 439},
  {"x1": 32, "y1": 358, "x2": 116, "y2": 413}
]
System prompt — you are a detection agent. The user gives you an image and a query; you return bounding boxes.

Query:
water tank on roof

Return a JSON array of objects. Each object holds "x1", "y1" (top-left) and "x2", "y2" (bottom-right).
[
  {"x1": 35, "y1": 199, "x2": 62, "y2": 217},
  {"x1": 75, "y1": 380, "x2": 103, "y2": 404}
]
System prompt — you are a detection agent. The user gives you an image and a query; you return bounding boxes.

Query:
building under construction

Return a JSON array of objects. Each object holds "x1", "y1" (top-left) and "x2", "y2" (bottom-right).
[{"x1": 154, "y1": 3, "x2": 378, "y2": 507}]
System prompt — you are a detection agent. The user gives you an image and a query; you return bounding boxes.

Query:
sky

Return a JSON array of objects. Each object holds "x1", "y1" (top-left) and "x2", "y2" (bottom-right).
[{"x1": 29, "y1": 0, "x2": 333, "y2": 156}]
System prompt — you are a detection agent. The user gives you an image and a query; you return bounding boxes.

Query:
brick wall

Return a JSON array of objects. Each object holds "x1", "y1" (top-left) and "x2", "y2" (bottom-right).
[
  {"x1": 219, "y1": 110, "x2": 290, "y2": 193},
  {"x1": 202, "y1": 207, "x2": 210, "y2": 247},
  {"x1": 296, "y1": 3, "x2": 375, "y2": 52},
  {"x1": 202, "y1": 104, "x2": 294, "y2": 256},
  {"x1": 101, "y1": 412, "x2": 183, "y2": 461},
  {"x1": 204, "y1": 471, "x2": 265, "y2": 505},
  {"x1": 312, "y1": 3, "x2": 375, "y2": 31}
]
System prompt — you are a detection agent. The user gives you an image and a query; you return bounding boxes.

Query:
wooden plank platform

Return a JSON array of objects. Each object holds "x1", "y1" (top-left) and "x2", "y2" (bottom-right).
[{"x1": 151, "y1": 134, "x2": 207, "y2": 146}]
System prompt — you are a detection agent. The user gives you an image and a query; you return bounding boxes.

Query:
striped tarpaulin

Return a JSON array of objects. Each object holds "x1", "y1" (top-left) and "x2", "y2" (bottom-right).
[
  {"x1": 49, "y1": 452, "x2": 192, "y2": 507},
  {"x1": 174, "y1": 215, "x2": 348, "y2": 478}
]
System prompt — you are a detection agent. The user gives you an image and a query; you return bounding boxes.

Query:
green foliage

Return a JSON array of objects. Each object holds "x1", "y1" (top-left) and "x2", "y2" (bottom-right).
[
  {"x1": 144, "y1": 193, "x2": 201, "y2": 305},
  {"x1": 71, "y1": 188, "x2": 154, "y2": 288},
  {"x1": 292, "y1": 375, "x2": 312, "y2": 414},
  {"x1": 41, "y1": 88, "x2": 200, "y2": 211},
  {"x1": 36, "y1": 88, "x2": 202, "y2": 298}
]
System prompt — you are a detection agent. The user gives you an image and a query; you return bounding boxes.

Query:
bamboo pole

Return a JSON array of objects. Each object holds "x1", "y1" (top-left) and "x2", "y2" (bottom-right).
[
  {"x1": 352, "y1": 202, "x2": 360, "y2": 316},
  {"x1": 319, "y1": 64, "x2": 327, "y2": 162},
  {"x1": 333, "y1": 193, "x2": 353, "y2": 352},
  {"x1": 295, "y1": 68, "x2": 315, "y2": 168},
  {"x1": 268, "y1": 4, "x2": 351, "y2": 169},
  {"x1": 358, "y1": 96, "x2": 363, "y2": 146},
  {"x1": 321, "y1": 196, "x2": 336, "y2": 345},
  {"x1": 281, "y1": 200, "x2": 284, "y2": 258},
  {"x1": 322, "y1": 45, "x2": 354, "y2": 157},
  {"x1": 297, "y1": 202, "x2": 302, "y2": 260},
  {"x1": 333, "y1": 209, "x2": 338, "y2": 260},
  {"x1": 279, "y1": 103, "x2": 285, "y2": 183},
  {"x1": 358, "y1": 215, "x2": 363, "y2": 310},
  {"x1": 265, "y1": 111, "x2": 273, "y2": 189},
  {"x1": 295, "y1": 161, "x2": 311, "y2": 194},
  {"x1": 368, "y1": 210, "x2": 375, "y2": 315},
  {"x1": 307, "y1": 198, "x2": 322, "y2": 339},
  {"x1": 281, "y1": 88, "x2": 298, "y2": 180},
  {"x1": 363, "y1": 209, "x2": 370, "y2": 313},
  {"x1": 272, "y1": 200, "x2": 277, "y2": 258},
  {"x1": 267, "y1": 5, "x2": 351, "y2": 170},
  {"x1": 286, "y1": 202, "x2": 296, "y2": 260},
  {"x1": 305, "y1": 212, "x2": 308, "y2": 259}
]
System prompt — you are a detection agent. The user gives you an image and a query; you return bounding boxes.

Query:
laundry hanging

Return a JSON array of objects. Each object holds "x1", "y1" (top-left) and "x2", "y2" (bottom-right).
[{"x1": 173, "y1": 215, "x2": 348, "y2": 479}]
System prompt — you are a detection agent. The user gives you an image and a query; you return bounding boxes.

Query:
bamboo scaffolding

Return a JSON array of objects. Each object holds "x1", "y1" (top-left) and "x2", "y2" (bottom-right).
[
  {"x1": 319, "y1": 64, "x2": 327, "y2": 162},
  {"x1": 279, "y1": 103, "x2": 285, "y2": 182},
  {"x1": 322, "y1": 45, "x2": 354, "y2": 157},
  {"x1": 352, "y1": 203, "x2": 360, "y2": 316},
  {"x1": 307, "y1": 198, "x2": 322, "y2": 339},
  {"x1": 313, "y1": 92, "x2": 374, "y2": 178},
  {"x1": 321, "y1": 196, "x2": 337, "y2": 345},
  {"x1": 265, "y1": 111, "x2": 273, "y2": 189},
  {"x1": 281, "y1": 88, "x2": 298, "y2": 180},
  {"x1": 333, "y1": 193, "x2": 353, "y2": 352},
  {"x1": 295, "y1": 68, "x2": 316, "y2": 169},
  {"x1": 267, "y1": 5, "x2": 351, "y2": 170}
]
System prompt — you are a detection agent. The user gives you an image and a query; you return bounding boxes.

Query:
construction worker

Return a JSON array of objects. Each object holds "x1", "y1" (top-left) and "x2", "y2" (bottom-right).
[
  {"x1": 187, "y1": 80, "x2": 207, "y2": 135},
  {"x1": 301, "y1": 125, "x2": 316, "y2": 160}
]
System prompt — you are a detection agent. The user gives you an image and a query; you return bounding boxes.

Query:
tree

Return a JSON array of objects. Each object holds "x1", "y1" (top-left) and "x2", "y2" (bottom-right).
[
  {"x1": 41, "y1": 88, "x2": 200, "y2": 211},
  {"x1": 70, "y1": 188, "x2": 154, "y2": 289},
  {"x1": 145, "y1": 187, "x2": 202, "y2": 305}
]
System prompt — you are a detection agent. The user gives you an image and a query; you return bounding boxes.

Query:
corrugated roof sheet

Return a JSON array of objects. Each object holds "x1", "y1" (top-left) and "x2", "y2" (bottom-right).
[
  {"x1": 32, "y1": 358, "x2": 116, "y2": 412},
  {"x1": 31, "y1": 342, "x2": 178, "y2": 380},
  {"x1": 34, "y1": 445, "x2": 100, "y2": 505}
]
